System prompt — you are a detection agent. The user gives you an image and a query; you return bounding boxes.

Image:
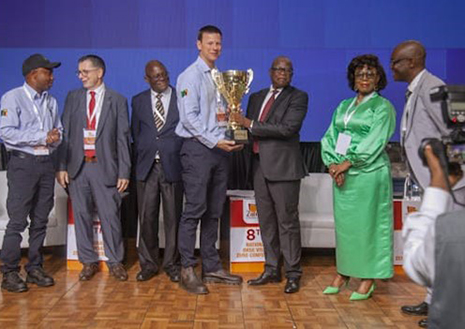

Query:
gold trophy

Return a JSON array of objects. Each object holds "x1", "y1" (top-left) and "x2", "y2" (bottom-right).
[{"x1": 211, "y1": 68, "x2": 253, "y2": 144}]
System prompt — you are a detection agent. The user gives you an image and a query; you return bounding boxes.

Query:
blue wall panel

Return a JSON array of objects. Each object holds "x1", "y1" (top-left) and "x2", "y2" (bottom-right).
[{"x1": 1, "y1": 0, "x2": 465, "y2": 141}]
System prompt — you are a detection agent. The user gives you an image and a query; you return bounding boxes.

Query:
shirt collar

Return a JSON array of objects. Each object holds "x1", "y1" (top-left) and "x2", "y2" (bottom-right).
[
  {"x1": 24, "y1": 82, "x2": 47, "y2": 99},
  {"x1": 408, "y1": 69, "x2": 426, "y2": 93},
  {"x1": 88, "y1": 82, "x2": 105, "y2": 96},
  {"x1": 151, "y1": 86, "x2": 171, "y2": 98},
  {"x1": 196, "y1": 56, "x2": 215, "y2": 73},
  {"x1": 269, "y1": 85, "x2": 283, "y2": 94}
]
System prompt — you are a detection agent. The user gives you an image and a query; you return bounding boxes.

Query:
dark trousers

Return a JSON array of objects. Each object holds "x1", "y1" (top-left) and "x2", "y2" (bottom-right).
[
  {"x1": 253, "y1": 157, "x2": 302, "y2": 278},
  {"x1": 137, "y1": 161, "x2": 183, "y2": 272},
  {"x1": 178, "y1": 139, "x2": 229, "y2": 273},
  {"x1": 1, "y1": 153, "x2": 55, "y2": 273},
  {"x1": 68, "y1": 162, "x2": 123, "y2": 265}
]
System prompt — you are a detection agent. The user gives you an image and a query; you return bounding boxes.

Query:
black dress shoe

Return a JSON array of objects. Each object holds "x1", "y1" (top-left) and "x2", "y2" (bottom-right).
[
  {"x1": 1, "y1": 272, "x2": 28, "y2": 293},
  {"x1": 136, "y1": 268, "x2": 158, "y2": 282},
  {"x1": 247, "y1": 271, "x2": 281, "y2": 286},
  {"x1": 79, "y1": 263, "x2": 99, "y2": 281},
  {"x1": 418, "y1": 318, "x2": 428, "y2": 328},
  {"x1": 401, "y1": 301, "x2": 429, "y2": 316},
  {"x1": 109, "y1": 263, "x2": 128, "y2": 281},
  {"x1": 26, "y1": 268, "x2": 55, "y2": 287},
  {"x1": 166, "y1": 268, "x2": 180, "y2": 283},
  {"x1": 180, "y1": 267, "x2": 209, "y2": 294},
  {"x1": 284, "y1": 277, "x2": 300, "y2": 293},
  {"x1": 203, "y1": 269, "x2": 243, "y2": 285}
]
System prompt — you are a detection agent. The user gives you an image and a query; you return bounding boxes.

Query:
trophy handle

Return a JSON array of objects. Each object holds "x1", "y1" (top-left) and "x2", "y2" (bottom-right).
[{"x1": 245, "y1": 69, "x2": 254, "y2": 94}]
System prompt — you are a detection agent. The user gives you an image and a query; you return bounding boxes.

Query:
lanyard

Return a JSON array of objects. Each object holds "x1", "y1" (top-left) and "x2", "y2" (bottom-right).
[
  {"x1": 86, "y1": 89, "x2": 105, "y2": 127},
  {"x1": 343, "y1": 92, "x2": 375, "y2": 130},
  {"x1": 23, "y1": 85, "x2": 48, "y2": 131}
]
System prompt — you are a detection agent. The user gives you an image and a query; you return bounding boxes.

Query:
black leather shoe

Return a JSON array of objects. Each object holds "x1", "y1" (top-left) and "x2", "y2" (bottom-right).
[
  {"x1": 79, "y1": 263, "x2": 99, "y2": 281},
  {"x1": 166, "y1": 268, "x2": 180, "y2": 283},
  {"x1": 136, "y1": 268, "x2": 158, "y2": 282},
  {"x1": 247, "y1": 271, "x2": 281, "y2": 286},
  {"x1": 180, "y1": 267, "x2": 209, "y2": 294},
  {"x1": 203, "y1": 269, "x2": 243, "y2": 285},
  {"x1": 1, "y1": 272, "x2": 28, "y2": 293},
  {"x1": 109, "y1": 263, "x2": 128, "y2": 281},
  {"x1": 284, "y1": 277, "x2": 300, "y2": 293},
  {"x1": 418, "y1": 318, "x2": 428, "y2": 328},
  {"x1": 26, "y1": 268, "x2": 55, "y2": 287},
  {"x1": 401, "y1": 301, "x2": 429, "y2": 316}
]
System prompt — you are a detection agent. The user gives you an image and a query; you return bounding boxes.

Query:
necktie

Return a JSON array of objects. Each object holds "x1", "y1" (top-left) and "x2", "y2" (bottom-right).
[
  {"x1": 88, "y1": 91, "x2": 96, "y2": 129},
  {"x1": 85, "y1": 91, "x2": 96, "y2": 157},
  {"x1": 154, "y1": 93, "x2": 165, "y2": 130},
  {"x1": 405, "y1": 90, "x2": 412, "y2": 102},
  {"x1": 253, "y1": 90, "x2": 278, "y2": 153}
]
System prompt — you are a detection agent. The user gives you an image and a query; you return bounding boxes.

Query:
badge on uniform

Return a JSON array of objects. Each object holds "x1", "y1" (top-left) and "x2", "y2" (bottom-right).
[
  {"x1": 1, "y1": 109, "x2": 7, "y2": 117},
  {"x1": 181, "y1": 89, "x2": 188, "y2": 98},
  {"x1": 83, "y1": 129, "x2": 96, "y2": 150}
]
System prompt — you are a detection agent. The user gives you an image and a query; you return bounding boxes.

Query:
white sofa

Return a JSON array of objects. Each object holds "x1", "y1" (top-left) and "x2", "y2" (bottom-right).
[
  {"x1": 299, "y1": 173, "x2": 335, "y2": 248},
  {"x1": 227, "y1": 173, "x2": 336, "y2": 248},
  {"x1": 0, "y1": 171, "x2": 68, "y2": 249}
]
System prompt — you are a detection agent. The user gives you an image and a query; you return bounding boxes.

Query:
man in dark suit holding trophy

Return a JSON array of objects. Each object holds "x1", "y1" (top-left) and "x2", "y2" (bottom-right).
[{"x1": 231, "y1": 56, "x2": 309, "y2": 293}]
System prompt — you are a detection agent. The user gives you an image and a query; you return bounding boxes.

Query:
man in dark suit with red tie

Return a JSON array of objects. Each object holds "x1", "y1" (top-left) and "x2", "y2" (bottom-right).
[
  {"x1": 231, "y1": 56, "x2": 308, "y2": 293},
  {"x1": 131, "y1": 60, "x2": 183, "y2": 282}
]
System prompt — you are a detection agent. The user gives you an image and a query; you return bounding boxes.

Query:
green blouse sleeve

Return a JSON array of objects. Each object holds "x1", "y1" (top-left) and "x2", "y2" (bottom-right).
[
  {"x1": 321, "y1": 102, "x2": 343, "y2": 166},
  {"x1": 345, "y1": 98, "x2": 396, "y2": 168}
]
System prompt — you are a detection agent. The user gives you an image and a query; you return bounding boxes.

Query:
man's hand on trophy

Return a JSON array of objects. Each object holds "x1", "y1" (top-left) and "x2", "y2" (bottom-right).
[
  {"x1": 230, "y1": 111, "x2": 252, "y2": 128},
  {"x1": 216, "y1": 140, "x2": 244, "y2": 152}
]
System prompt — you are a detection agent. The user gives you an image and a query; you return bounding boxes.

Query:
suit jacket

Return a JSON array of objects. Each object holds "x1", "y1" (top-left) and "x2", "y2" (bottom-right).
[
  {"x1": 246, "y1": 85, "x2": 309, "y2": 181},
  {"x1": 403, "y1": 70, "x2": 465, "y2": 192},
  {"x1": 58, "y1": 87, "x2": 131, "y2": 186},
  {"x1": 131, "y1": 87, "x2": 183, "y2": 182}
]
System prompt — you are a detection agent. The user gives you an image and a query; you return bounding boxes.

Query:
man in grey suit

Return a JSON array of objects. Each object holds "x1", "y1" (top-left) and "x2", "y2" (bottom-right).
[
  {"x1": 231, "y1": 56, "x2": 308, "y2": 293},
  {"x1": 391, "y1": 40, "x2": 465, "y2": 328},
  {"x1": 131, "y1": 60, "x2": 183, "y2": 282},
  {"x1": 57, "y1": 55, "x2": 131, "y2": 281}
]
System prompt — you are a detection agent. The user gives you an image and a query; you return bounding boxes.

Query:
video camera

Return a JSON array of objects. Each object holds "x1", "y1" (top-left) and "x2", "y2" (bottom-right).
[{"x1": 419, "y1": 85, "x2": 465, "y2": 169}]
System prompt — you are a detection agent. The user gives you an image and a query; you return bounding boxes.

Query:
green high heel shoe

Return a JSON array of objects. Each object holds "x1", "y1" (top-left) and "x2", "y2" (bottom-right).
[
  {"x1": 349, "y1": 282, "x2": 376, "y2": 301},
  {"x1": 323, "y1": 277, "x2": 350, "y2": 295}
]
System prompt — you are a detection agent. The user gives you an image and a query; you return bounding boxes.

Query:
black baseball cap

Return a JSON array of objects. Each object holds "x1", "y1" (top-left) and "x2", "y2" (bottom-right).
[{"x1": 22, "y1": 54, "x2": 61, "y2": 77}]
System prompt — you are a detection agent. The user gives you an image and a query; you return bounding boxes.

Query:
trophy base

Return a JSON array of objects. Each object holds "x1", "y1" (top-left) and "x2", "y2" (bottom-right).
[{"x1": 225, "y1": 129, "x2": 249, "y2": 144}]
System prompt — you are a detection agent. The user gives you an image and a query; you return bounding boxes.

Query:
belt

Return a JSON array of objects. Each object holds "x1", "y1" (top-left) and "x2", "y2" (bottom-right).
[
  {"x1": 84, "y1": 156, "x2": 97, "y2": 163},
  {"x1": 9, "y1": 150, "x2": 51, "y2": 162}
]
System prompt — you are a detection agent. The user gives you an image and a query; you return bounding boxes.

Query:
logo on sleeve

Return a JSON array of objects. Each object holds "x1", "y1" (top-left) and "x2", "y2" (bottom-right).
[
  {"x1": 181, "y1": 89, "x2": 188, "y2": 98},
  {"x1": 1, "y1": 109, "x2": 7, "y2": 117}
]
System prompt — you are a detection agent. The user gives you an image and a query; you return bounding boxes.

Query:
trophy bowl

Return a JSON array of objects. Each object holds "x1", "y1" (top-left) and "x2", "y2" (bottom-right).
[{"x1": 212, "y1": 68, "x2": 253, "y2": 144}]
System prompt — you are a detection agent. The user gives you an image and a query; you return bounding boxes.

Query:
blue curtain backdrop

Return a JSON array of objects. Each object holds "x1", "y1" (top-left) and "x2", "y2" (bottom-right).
[{"x1": 1, "y1": 0, "x2": 465, "y2": 141}]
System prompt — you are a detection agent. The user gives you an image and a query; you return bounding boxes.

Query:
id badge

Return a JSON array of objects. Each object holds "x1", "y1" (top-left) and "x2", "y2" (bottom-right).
[
  {"x1": 216, "y1": 106, "x2": 228, "y2": 127},
  {"x1": 83, "y1": 129, "x2": 96, "y2": 150},
  {"x1": 335, "y1": 132, "x2": 351, "y2": 155},
  {"x1": 33, "y1": 146, "x2": 50, "y2": 156}
]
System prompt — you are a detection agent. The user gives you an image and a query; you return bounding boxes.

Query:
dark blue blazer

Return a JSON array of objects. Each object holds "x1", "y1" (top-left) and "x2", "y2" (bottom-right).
[{"x1": 131, "y1": 87, "x2": 183, "y2": 182}]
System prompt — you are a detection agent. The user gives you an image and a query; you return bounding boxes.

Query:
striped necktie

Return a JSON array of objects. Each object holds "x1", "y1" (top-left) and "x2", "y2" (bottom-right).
[{"x1": 154, "y1": 93, "x2": 165, "y2": 130}]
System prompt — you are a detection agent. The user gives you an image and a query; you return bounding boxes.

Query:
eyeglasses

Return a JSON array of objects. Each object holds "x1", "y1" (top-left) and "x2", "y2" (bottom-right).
[
  {"x1": 355, "y1": 72, "x2": 377, "y2": 80},
  {"x1": 271, "y1": 67, "x2": 293, "y2": 74},
  {"x1": 390, "y1": 57, "x2": 411, "y2": 66},
  {"x1": 76, "y1": 68, "x2": 99, "y2": 77},
  {"x1": 146, "y1": 72, "x2": 169, "y2": 81}
]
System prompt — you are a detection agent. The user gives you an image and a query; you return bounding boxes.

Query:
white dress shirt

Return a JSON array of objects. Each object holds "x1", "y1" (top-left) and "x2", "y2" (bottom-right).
[
  {"x1": 402, "y1": 187, "x2": 453, "y2": 288},
  {"x1": 151, "y1": 86, "x2": 172, "y2": 124},
  {"x1": 86, "y1": 83, "x2": 105, "y2": 130}
]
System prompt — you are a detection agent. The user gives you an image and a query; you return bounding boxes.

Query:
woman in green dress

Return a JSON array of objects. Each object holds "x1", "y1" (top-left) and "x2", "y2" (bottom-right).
[{"x1": 320, "y1": 54, "x2": 396, "y2": 300}]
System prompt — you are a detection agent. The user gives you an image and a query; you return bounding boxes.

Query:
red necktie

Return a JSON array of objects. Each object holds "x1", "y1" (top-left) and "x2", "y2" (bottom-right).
[
  {"x1": 85, "y1": 91, "x2": 96, "y2": 157},
  {"x1": 253, "y1": 90, "x2": 278, "y2": 153}
]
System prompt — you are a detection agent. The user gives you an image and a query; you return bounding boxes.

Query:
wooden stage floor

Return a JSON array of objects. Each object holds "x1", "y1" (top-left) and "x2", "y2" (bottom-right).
[{"x1": 0, "y1": 247, "x2": 427, "y2": 328}]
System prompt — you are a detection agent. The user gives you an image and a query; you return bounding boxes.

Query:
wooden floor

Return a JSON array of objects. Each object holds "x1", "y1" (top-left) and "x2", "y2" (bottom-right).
[{"x1": 0, "y1": 246, "x2": 427, "y2": 329}]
